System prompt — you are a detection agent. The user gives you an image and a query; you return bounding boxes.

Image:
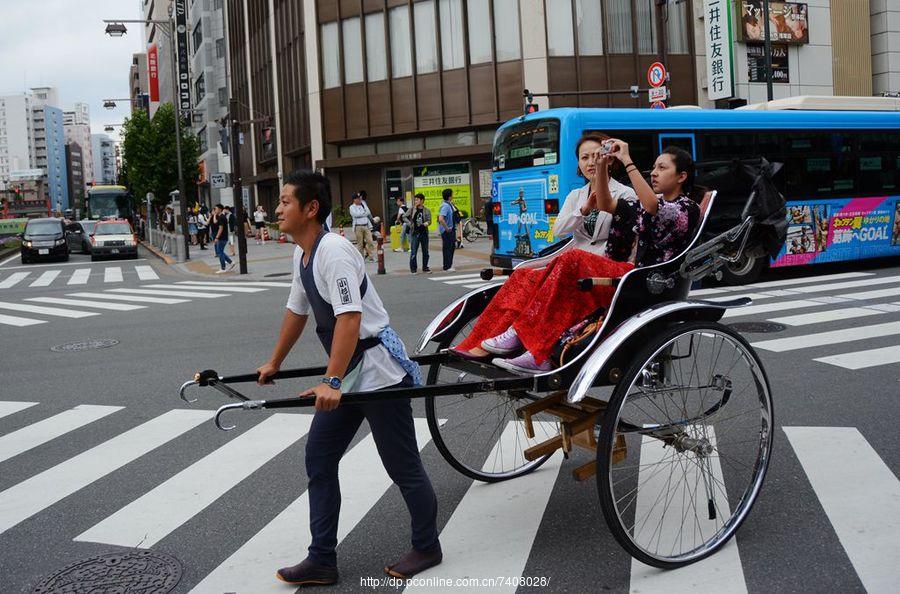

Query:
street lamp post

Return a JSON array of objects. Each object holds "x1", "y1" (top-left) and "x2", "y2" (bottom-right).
[{"x1": 104, "y1": 17, "x2": 190, "y2": 261}]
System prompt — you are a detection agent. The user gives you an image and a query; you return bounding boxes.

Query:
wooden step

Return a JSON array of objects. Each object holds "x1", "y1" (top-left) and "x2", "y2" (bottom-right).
[
  {"x1": 523, "y1": 435, "x2": 563, "y2": 461},
  {"x1": 571, "y1": 435, "x2": 629, "y2": 481}
]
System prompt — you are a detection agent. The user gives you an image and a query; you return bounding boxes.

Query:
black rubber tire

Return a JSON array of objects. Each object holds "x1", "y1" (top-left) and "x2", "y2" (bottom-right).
[
  {"x1": 90, "y1": 255, "x2": 98, "y2": 262},
  {"x1": 596, "y1": 320, "x2": 773, "y2": 569},
  {"x1": 424, "y1": 310, "x2": 553, "y2": 483},
  {"x1": 720, "y1": 253, "x2": 766, "y2": 285},
  {"x1": 20, "y1": 255, "x2": 28, "y2": 265}
]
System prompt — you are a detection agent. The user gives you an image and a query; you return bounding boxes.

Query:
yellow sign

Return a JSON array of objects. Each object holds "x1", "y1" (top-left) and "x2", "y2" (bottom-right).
[{"x1": 413, "y1": 163, "x2": 472, "y2": 231}]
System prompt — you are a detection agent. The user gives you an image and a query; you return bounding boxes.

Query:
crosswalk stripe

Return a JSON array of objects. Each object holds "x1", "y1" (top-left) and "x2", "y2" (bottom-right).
[
  {"x1": 706, "y1": 293, "x2": 772, "y2": 303},
  {"x1": 191, "y1": 418, "x2": 435, "y2": 594},
  {"x1": 722, "y1": 298, "x2": 825, "y2": 318},
  {"x1": 0, "y1": 409, "x2": 211, "y2": 535},
  {"x1": 135, "y1": 265, "x2": 159, "y2": 280},
  {"x1": 789, "y1": 274, "x2": 900, "y2": 294},
  {"x1": 462, "y1": 282, "x2": 494, "y2": 289},
  {"x1": 0, "y1": 301, "x2": 99, "y2": 319},
  {"x1": 0, "y1": 272, "x2": 30, "y2": 289},
  {"x1": 67, "y1": 292, "x2": 189, "y2": 305},
  {"x1": 29, "y1": 270, "x2": 60, "y2": 287},
  {"x1": 0, "y1": 401, "x2": 38, "y2": 420},
  {"x1": 106, "y1": 288, "x2": 229, "y2": 299},
  {"x1": 0, "y1": 313, "x2": 46, "y2": 327},
  {"x1": 406, "y1": 422, "x2": 563, "y2": 593},
  {"x1": 784, "y1": 427, "x2": 900, "y2": 593},
  {"x1": 690, "y1": 272, "x2": 876, "y2": 297},
  {"x1": 814, "y1": 345, "x2": 900, "y2": 370},
  {"x1": 842, "y1": 286, "x2": 900, "y2": 301},
  {"x1": 628, "y1": 429, "x2": 747, "y2": 593},
  {"x1": 0, "y1": 405, "x2": 123, "y2": 463},
  {"x1": 67, "y1": 269, "x2": 91, "y2": 285},
  {"x1": 177, "y1": 281, "x2": 292, "y2": 288},
  {"x1": 767, "y1": 306, "x2": 886, "y2": 327},
  {"x1": 77, "y1": 413, "x2": 314, "y2": 549},
  {"x1": 442, "y1": 277, "x2": 488, "y2": 285},
  {"x1": 104, "y1": 267, "x2": 123, "y2": 283},
  {"x1": 26, "y1": 297, "x2": 146, "y2": 311},
  {"x1": 429, "y1": 273, "x2": 483, "y2": 282},
  {"x1": 752, "y1": 320, "x2": 900, "y2": 352},
  {"x1": 141, "y1": 283, "x2": 267, "y2": 293}
]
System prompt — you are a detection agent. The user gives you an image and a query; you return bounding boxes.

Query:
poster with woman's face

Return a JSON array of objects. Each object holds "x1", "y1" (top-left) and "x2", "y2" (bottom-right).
[{"x1": 741, "y1": 1, "x2": 809, "y2": 44}]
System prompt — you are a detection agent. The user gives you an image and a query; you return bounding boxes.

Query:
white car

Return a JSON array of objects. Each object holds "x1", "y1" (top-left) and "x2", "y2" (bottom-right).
[{"x1": 90, "y1": 219, "x2": 139, "y2": 261}]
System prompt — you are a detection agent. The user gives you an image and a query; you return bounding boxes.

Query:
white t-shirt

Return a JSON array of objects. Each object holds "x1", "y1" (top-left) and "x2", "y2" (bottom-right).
[
  {"x1": 253, "y1": 210, "x2": 266, "y2": 223},
  {"x1": 286, "y1": 234, "x2": 406, "y2": 391}
]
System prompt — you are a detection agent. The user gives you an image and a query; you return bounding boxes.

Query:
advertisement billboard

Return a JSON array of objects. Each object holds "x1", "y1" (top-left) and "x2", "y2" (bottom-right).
[
  {"x1": 412, "y1": 163, "x2": 472, "y2": 232},
  {"x1": 740, "y1": 1, "x2": 809, "y2": 45}
]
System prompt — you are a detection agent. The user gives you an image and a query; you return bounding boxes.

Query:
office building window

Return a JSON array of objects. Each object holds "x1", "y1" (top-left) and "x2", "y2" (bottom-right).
[
  {"x1": 546, "y1": 0, "x2": 574, "y2": 57},
  {"x1": 467, "y1": 0, "x2": 492, "y2": 64},
  {"x1": 575, "y1": 0, "x2": 603, "y2": 55},
  {"x1": 192, "y1": 22, "x2": 203, "y2": 54},
  {"x1": 493, "y1": 0, "x2": 520, "y2": 61},
  {"x1": 414, "y1": 1, "x2": 438, "y2": 73},
  {"x1": 666, "y1": 1, "x2": 690, "y2": 54},
  {"x1": 365, "y1": 12, "x2": 387, "y2": 81},
  {"x1": 342, "y1": 17, "x2": 364, "y2": 83},
  {"x1": 390, "y1": 5, "x2": 413, "y2": 78},
  {"x1": 194, "y1": 73, "x2": 206, "y2": 99},
  {"x1": 216, "y1": 37, "x2": 225, "y2": 59},
  {"x1": 321, "y1": 22, "x2": 340, "y2": 88},
  {"x1": 606, "y1": 0, "x2": 633, "y2": 53},
  {"x1": 636, "y1": 0, "x2": 657, "y2": 54},
  {"x1": 440, "y1": 0, "x2": 465, "y2": 70}
]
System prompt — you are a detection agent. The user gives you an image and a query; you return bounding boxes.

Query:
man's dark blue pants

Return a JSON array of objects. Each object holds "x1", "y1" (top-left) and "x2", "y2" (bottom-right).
[{"x1": 305, "y1": 378, "x2": 439, "y2": 567}]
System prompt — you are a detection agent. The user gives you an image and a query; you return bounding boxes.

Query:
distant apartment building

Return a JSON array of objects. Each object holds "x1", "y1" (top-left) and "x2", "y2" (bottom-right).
[
  {"x1": 63, "y1": 102, "x2": 94, "y2": 190},
  {"x1": 65, "y1": 142, "x2": 85, "y2": 213},
  {"x1": 91, "y1": 133, "x2": 118, "y2": 185},
  {"x1": 131, "y1": 52, "x2": 151, "y2": 115},
  {"x1": 142, "y1": 0, "x2": 176, "y2": 117},
  {"x1": 30, "y1": 87, "x2": 70, "y2": 212},
  {"x1": 0, "y1": 94, "x2": 36, "y2": 190}
]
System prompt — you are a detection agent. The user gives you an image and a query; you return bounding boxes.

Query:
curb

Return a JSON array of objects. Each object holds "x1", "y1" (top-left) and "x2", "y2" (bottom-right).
[{"x1": 139, "y1": 240, "x2": 176, "y2": 266}]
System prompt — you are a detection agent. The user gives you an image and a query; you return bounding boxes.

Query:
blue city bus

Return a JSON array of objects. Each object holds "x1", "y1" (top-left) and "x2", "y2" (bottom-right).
[
  {"x1": 85, "y1": 185, "x2": 135, "y2": 226},
  {"x1": 489, "y1": 102, "x2": 900, "y2": 283}
]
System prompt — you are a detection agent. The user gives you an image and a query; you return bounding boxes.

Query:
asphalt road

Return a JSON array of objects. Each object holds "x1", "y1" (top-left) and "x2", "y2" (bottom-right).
[{"x1": 0, "y1": 248, "x2": 897, "y2": 593}]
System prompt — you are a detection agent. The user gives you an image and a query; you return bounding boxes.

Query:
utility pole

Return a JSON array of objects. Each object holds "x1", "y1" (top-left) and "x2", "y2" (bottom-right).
[
  {"x1": 229, "y1": 98, "x2": 248, "y2": 274},
  {"x1": 762, "y1": 0, "x2": 774, "y2": 101}
]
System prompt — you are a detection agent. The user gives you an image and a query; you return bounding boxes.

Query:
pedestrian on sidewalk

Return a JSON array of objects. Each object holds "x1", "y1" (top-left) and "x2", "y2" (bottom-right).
[
  {"x1": 188, "y1": 210, "x2": 198, "y2": 245},
  {"x1": 196, "y1": 207, "x2": 208, "y2": 250},
  {"x1": 212, "y1": 204, "x2": 235, "y2": 273},
  {"x1": 224, "y1": 205, "x2": 237, "y2": 256},
  {"x1": 409, "y1": 193, "x2": 431, "y2": 273},
  {"x1": 348, "y1": 193, "x2": 376, "y2": 262},
  {"x1": 450, "y1": 199, "x2": 464, "y2": 249},
  {"x1": 393, "y1": 196, "x2": 410, "y2": 253},
  {"x1": 256, "y1": 170, "x2": 441, "y2": 587},
  {"x1": 253, "y1": 205, "x2": 267, "y2": 244},
  {"x1": 438, "y1": 188, "x2": 457, "y2": 271}
]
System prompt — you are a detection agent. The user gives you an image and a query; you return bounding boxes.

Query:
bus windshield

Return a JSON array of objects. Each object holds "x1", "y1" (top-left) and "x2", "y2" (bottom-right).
[
  {"x1": 87, "y1": 190, "x2": 132, "y2": 220},
  {"x1": 493, "y1": 119, "x2": 560, "y2": 171}
]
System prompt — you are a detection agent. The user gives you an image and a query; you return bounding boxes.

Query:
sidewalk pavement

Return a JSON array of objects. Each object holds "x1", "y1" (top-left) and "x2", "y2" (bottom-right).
[{"x1": 143, "y1": 232, "x2": 493, "y2": 281}]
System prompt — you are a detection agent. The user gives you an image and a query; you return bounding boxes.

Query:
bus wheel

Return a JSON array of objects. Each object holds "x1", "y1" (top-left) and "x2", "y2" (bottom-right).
[{"x1": 721, "y1": 254, "x2": 766, "y2": 285}]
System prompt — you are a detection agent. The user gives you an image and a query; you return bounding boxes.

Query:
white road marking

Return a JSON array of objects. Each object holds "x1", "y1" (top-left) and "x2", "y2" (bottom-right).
[
  {"x1": 0, "y1": 313, "x2": 46, "y2": 327},
  {"x1": 462, "y1": 282, "x2": 493, "y2": 289},
  {"x1": 405, "y1": 422, "x2": 563, "y2": 593},
  {"x1": 724, "y1": 297, "x2": 847, "y2": 319},
  {"x1": 767, "y1": 306, "x2": 886, "y2": 327},
  {"x1": 0, "y1": 272, "x2": 30, "y2": 289},
  {"x1": 442, "y1": 277, "x2": 489, "y2": 285},
  {"x1": 28, "y1": 270, "x2": 60, "y2": 287},
  {"x1": 784, "y1": 427, "x2": 900, "y2": 593},
  {"x1": 842, "y1": 286, "x2": 900, "y2": 301},
  {"x1": 0, "y1": 401, "x2": 38, "y2": 420},
  {"x1": 104, "y1": 267, "x2": 123, "y2": 283},
  {"x1": 429, "y1": 273, "x2": 483, "y2": 282},
  {"x1": 0, "y1": 409, "x2": 211, "y2": 535},
  {"x1": 788, "y1": 275, "x2": 900, "y2": 294},
  {"x1": 814, "y1": 345, "x2": 900, "y2": 370},
  {"x1": 192, "y1": 418, "x2": 435, "y2": 594},
  {"x1": 26, "y1": 297, "x2": 146, "y2": 311},
  {"x1": 752, "y1": 321, "x2": 900, "y2": 352},
  {"x1": 134, "y1": 265, "x2": 159, "y2": 280},
  {"x1": 67, "y1": 269, "x2": 91, "y2": 285},
  {"x1": 77, "y1": 413, "x2": 314, "y2": 548},
  {"x1": 106, "y1": 288, "x2": 228, "y2": 299},
  {"x1": 176, "y1": 280, "x2": 292, "y2": 288},
  {"x1": 0, "y1": 405, "x2": 123, "y2": 463},
  {"x1": 690, "y1": 272, "x2": 876, "y2": 297},
  {"x1": 0, "y1": 301, "x2": 99, "y2": 319},
  {"x1": 66, "y1": 292, "x2": 189, "y2": 305},
  {"x1": 0, "y1": 259, "x2": 147, "y2": 271},
  {"x1": 141, "y1": 283, "x2": 266, "y2": 293}
]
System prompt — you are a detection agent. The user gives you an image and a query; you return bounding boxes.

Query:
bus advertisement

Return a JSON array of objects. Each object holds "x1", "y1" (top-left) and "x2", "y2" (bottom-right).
[{"x1": 488, "y1": 103, "x2": 900, "y2": 283}]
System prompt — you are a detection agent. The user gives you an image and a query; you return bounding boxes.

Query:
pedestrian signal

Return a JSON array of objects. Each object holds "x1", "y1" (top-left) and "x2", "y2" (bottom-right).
[{"x1": 524, "y1": 103, "x2": 539, "y2": 115}]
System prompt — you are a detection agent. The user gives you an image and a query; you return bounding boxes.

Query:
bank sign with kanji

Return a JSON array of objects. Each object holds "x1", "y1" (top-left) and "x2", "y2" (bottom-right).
[{"x1": 704, "y1": 0, "x2": 735, "y2": 101}]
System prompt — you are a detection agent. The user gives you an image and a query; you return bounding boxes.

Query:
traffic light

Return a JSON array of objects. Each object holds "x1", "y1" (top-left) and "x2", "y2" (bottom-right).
[{"x1": 524, "y1": 102, "x2": 539, "y2": 115}]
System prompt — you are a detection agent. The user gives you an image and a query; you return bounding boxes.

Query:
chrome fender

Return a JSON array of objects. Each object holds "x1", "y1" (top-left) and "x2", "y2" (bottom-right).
[
  {"x1": 416, "y1": 283, "x2": 504, "y2": 353},
  {"x1": 567, "y1": 298, "x2": 751, "y2": 403}
]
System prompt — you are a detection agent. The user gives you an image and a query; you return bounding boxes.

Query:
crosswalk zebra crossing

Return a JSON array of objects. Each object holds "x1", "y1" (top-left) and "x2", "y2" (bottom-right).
[
  {"x1": 0, "y1": 400, "x2": 897, "y2": 592},
  {"x1": 0, "y1": 281, "x2": 291, "y2": 328},
  {"x1": 0, "y1": 264, "x2": 161, "y2": 289}
]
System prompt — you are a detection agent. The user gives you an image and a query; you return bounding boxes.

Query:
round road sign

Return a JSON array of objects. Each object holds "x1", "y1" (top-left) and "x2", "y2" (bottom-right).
[
  {"x1": 651, "y1": 101, "x2": 667, "y2": 110},
  {"x1": 648, "y1": 62, "x2": 667, "y2": 88}
]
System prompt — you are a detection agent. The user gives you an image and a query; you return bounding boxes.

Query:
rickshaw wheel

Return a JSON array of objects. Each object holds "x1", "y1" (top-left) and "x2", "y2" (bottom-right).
[
  {"x1": 595, "y1": 321, "x2": 773, "y2": 568},
  {"x1": 425, "y1": 311, "x2": 557, "y2": 483}
]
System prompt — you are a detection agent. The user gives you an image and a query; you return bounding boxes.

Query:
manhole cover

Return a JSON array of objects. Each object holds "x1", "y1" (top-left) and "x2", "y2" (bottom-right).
[
  {"x1": 33, "y1": 551, "x2": 182, "y2": 594},
  {"x1": 728, "y1": 322, "x2": 786, "y2": 334},
  {"x1": 264, "y1": 272, "x2": 291, "y2": 277},
  {"x1": 50, "y1": 339, "x2": 120, "y2": 353}
]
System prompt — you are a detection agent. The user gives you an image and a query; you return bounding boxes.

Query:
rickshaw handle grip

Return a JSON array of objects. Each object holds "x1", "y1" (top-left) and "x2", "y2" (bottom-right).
[
  {"x1": 578, "y1": 277, "x2": 618, "y2": 291},
  {"x1": 481, "y1": 268, "x2": 514, "y2": 281}
]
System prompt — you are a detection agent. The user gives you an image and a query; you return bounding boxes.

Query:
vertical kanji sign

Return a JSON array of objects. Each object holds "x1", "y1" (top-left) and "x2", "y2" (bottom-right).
[
  {"x1": 704, "y1": 0, "x2": 734, "y2": 101},
  {"x1": 148, "y1": 43, "x2": 160, "y2": 102},
  {"x1": 174, "y1": 0, "x2": 192, "y2": 113}
]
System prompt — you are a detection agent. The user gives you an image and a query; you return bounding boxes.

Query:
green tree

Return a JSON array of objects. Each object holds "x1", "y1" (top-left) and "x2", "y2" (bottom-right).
[{"x1": 120, "y1": 103, "x2": 200, "y2": 211}]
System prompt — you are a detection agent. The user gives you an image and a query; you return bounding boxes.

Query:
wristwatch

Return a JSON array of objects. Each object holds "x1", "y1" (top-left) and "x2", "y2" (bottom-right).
[{"x1": 321, "y1": 376, "x2": 342, "y2": 389}]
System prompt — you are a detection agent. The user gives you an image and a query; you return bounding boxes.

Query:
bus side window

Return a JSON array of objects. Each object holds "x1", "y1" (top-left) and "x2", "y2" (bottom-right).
[
  {"x1": 700, "y1": 132, "x2": 756, "y2": 160},
  {"x1": 856, "y1": 132, "x2": 900, "y2": 196}
]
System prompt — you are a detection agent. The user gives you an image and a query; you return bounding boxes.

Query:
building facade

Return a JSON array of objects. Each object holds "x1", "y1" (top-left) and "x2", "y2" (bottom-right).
[
  {"x1": 30, "y1": 87, "x2": 70, "y2": 212},
  {"x1": 143, "y1": 0, "x2": 177, "y2": 117},
  {"x1": 91, "y1": 134, "x2": 119, "y2": 185},
  {"x1": 0, "y1": 94, "x2": 36, "y2": 190},
  {"x1": 871, "y1": 0, "x2": 900, "y2": 95},
  {"x1": 63, "y1": 102, "x2": 95, "y2": 190},
  {"x1": 65, "y1": 142, "x2": 85, "y2": 214},
  {"x1": 131, "y1": 52, "x2": 151, "y2": 114}
]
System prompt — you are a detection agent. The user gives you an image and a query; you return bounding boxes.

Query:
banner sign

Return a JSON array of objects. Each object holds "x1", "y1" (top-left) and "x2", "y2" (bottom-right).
[
  {"x1": 412, "y1": 163, "x2": 471, "y2": 232},
  {"x1": 740, "y1": 1, "x2": 809, "y2": 45},
  {"x1": 174, "y1": 0, "x2": 192, "y2": 113},
  {"x1": 772, "y1": 196, "x2": 900, "y2": 267},
  {"x1": 748, "y1": 44, "x2": 789, "y2": 83},
  {"x1": 704, "y1": 0, "x2": 734, "y2": 101},
  {"x1": 495, "y1": 179, "x2": 556, "y2": 258},
  {"x1": 148, "y1": 43, "x2": 160, "y2": 102}
]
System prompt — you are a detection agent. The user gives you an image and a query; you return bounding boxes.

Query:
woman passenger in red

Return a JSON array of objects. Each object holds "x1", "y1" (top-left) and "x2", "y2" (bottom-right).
[{"x1": 451, "y1": 140, "x2": 701, "y2": 374}]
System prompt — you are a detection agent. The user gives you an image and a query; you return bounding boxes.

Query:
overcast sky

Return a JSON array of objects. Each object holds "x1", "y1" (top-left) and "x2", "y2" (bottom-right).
[{"x1": 0, "y1": 0, "x2": 145, "y2": 140}]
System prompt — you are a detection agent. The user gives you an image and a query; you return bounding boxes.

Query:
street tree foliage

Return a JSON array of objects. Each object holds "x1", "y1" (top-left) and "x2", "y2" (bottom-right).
[{"x1": 120, "y1": 103, "x2": 200, "y2": 210}]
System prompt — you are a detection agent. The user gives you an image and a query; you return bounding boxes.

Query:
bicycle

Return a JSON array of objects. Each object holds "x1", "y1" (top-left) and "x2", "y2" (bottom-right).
[{"x1": 462, "y1": 217, "x2": 487, "y2": 243}]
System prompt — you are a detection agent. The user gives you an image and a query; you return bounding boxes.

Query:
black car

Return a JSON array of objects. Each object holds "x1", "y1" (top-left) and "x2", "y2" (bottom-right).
[
  {"x1": 65, "y1": 220, "x2": 96, "y2": 254},
  {"x1": 20, "y1": 218, "x2": 69, "y2": 263}
]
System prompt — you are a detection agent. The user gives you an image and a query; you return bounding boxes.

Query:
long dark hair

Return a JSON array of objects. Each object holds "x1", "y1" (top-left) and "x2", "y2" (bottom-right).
[
  {"x1": 574, "y1": 131, "x2": 621, "y2": 179},
  {"x1": 660, "y1": 146, "x2": 705, "y2": 203}
]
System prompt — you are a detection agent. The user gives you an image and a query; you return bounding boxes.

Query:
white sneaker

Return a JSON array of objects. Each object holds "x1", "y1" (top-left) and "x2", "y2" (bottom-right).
[
  {"x1": 393, "y1": 248, "x2": 402, "y2": 252},
  {"x1": 444, "y1": 267, "x2": 456, "y2": 272},
  {"x1": 215, "y1": 269, "x2": 228, "y2": 274},
  {"x1": 481, "y1": 326, "x2": 522, "y2": 355}
]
